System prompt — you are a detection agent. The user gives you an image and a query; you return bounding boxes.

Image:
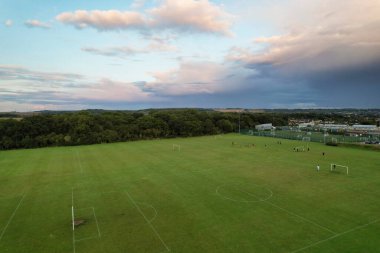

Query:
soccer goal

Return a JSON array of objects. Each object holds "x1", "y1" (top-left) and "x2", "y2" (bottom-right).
[
  {"x1": 330, "y1": 163, "x2": 349, "y2": 175},
  {"x1": 302, "y1": 137, "x2": 311, "y2": 142},
  {"x1": 295, "y1": 146, "x2": 305, "y2": 152},
  {"x1": 172, "y1": 144, "x2": 181, "y2": 151}
]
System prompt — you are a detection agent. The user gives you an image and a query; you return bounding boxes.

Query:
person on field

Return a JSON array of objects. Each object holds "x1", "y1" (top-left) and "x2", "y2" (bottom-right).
[{"x1": 317, "y1": 165, "x2": 320, "y2": 171}]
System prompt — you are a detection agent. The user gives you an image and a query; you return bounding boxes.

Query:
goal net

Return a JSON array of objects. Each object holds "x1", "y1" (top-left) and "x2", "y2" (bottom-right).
[
  {"x1": 294, "y1": 146, "x2": 305, "y2": 152},
  {"x1": 172, "y1": 144, "x2": 181, "y2": 151},
  {"x1": 330, "y1": 163, "x2": 349, "y2": 175},
  {"x1": 302, "y1": 137, "x2": 311, "y2": 142}
]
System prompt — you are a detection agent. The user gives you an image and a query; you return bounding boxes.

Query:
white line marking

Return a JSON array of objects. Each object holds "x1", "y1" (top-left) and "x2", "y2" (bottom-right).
[
  {"x1": 71, "y1": 188, "x2": 76, "y2": 253},
  {"x1": 75, "y1": 207, "x2": 93, "y2": 211},
  {"x1": 216, "y1": 184, "x2": 335, "y2": 234},
  {"x1": 75, "y1": 235, "x2": 99, "y2": 242},
  {"x1": 215, "y1": 184, "x2": 273, "y2": 203},
  {"x1": 92, "y1": 207, "x2": 101, "y2": 238},
  {"x1": 290, "y1": 219, "x2": 380, "y2": 253},
  {"x1": 136, "y1": 202, "x2": 158, "y2": 223},
  {"x1": 235, "y1": 188, "x2": 335, "y2": 234},
  {"x1": 0, "y1": 194, "x2": 26, "y2": 242},
  {"x1": 124, "y1": 191, "x2": 170, "y2": 252},
  {"x1": 76, "y1": 151, "x2": 84, "y2": 174},
  {"x1": 264, "y1": 201, "x2": 336, "y2": 235}
]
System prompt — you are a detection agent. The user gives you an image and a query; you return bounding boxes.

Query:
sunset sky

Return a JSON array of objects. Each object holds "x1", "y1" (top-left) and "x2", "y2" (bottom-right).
[{"x1": 1, "y1": 0, "x2": 379, "y2": 111}]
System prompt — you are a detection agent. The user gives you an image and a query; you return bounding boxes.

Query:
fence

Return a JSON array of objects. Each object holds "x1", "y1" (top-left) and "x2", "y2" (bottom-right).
[{"x1": 241, "y1": 129, "x2": 379, "y2": 144}]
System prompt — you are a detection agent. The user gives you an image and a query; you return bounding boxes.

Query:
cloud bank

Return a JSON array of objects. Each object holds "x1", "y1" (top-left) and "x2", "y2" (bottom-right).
[
  {"x1": 225, "y1": 0, "x2": 380, "y2": 107},
  {"x1": 56, "y1": 0, "x2": 233, "y2": 35}
]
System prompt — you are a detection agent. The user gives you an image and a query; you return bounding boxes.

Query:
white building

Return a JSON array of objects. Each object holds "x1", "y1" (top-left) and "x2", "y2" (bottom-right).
[
  {"x1": 352, "y1": 125, "x2": 378, "y2": 131},
  {"x1": 255, "y1": 123, "x2": 274, "y2": 131},
  {"x1": 298, "y1": 121, "x2": 315, "y2": 128},
  {"x1": 321, "y1": 124, "x2": 349, "y2": 130}
]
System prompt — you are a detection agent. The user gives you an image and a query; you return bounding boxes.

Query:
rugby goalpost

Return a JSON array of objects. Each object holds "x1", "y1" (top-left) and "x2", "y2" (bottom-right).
[
  {"x1": 72, "y1": 205, "x2": 75, "y2": 231},
  {"x1": 172, "y1": 144, "x2": 181, "y2": 151},
  {"x1": 331, "y1": 163, "x2": 349, "y2": 175}
]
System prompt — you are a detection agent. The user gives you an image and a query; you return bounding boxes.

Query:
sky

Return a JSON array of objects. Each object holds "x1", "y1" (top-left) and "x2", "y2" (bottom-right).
[{"x1": 0, "y1": 0, "x2": 379, "y2": 111}]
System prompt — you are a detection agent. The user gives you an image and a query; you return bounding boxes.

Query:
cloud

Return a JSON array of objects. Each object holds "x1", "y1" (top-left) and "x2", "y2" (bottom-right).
[
  {"x1": 223, "y1": 0, "x2": 380, "y2": 108},
  {"x1": 56, "y1": 10, "x2": 145, "y2": 31},
  {"x1": 131, "y1": 0, "x2": 146, "y2": 9},
  {"x1": 5, "y1": 19, "x2": 12, "y2": 27},
  {"x1": 82, "y1": 40, "x2": 177, "y2": 58},
  {"x1": 144, "y1": 61, "x2": 256, "y2": 96},
  {"x1": 75, "y1": 78, "x2": 153, "y2": 102},
  {"x1": 0, "y1": 65, "x2": 155, "y2": 111},
  {"x1": 228, "y1": 0, "x2": 380, "y2": 73},
  {"x1": 24, "y1": 19, "x2": 51, "y2": 29},
  {"x1": 56, "y1": 0, "x2": 233, "y2": 35},
  {"x1": 148, "y1": 0, "x2": 234, "y2": 36},
  {"x1": 0, "y1": 65, "x2": 83, "y2": 86}
]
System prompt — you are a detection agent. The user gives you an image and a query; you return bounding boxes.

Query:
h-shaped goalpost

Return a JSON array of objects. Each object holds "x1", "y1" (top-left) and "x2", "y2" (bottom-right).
[
  {"x1": 331, "y1": 163, "x2": 349, "y2": 175},
  {"x1": 72, "y1": 206, "x2": 75, "y2": 231}
]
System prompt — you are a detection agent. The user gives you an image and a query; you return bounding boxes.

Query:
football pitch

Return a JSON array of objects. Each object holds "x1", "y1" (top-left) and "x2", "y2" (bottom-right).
[{"x1": 0, "y1": 134, "x2": 379, "y2": 253}]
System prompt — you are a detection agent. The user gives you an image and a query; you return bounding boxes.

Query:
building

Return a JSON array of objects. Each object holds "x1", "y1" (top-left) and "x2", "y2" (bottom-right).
[
  {"x1": 320, "y1": 124, "x2": 349, "y2": 131},
  {"x1": 255, "y1": 123, "x2": 274, "y2": 131},
  {"x1": 298, "y1": 121, "x2": 316, "y2": 128},
  {"x1": 352, "y1": 125, "x2": 378, "y2": 131}
]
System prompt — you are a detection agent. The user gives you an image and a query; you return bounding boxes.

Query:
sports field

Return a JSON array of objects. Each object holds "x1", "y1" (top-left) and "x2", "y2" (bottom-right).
[{"x1": 0, "y1": 134, "x2": 379, "y2": 253}]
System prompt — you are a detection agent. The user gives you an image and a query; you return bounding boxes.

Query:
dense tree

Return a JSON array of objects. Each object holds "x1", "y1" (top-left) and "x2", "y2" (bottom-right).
[{"x1": 1, "y1": 109, "x2": 374, "y2": 150}]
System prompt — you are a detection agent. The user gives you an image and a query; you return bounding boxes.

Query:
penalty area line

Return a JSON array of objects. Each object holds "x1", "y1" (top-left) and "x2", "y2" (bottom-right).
[
  {"x1": 124, "y1": 191, "x2": 170, "y2": 252},
  {"x1": 75, "y1": 235, "x2": 99, "y2": 242},
  {"x1": 237, "y1": 185, "x2": 335, "y2": 234},
  {"x1": 92, "y1": 207, "x2": 101, "y2": 238},
  {"x1": 290, "y1": 219, "x2": 380, "y2": 253},
  {"x1": 264, "y1": 201, "x2": 336, "y2": 235},
  {"x1": 0, "y1": 194, "x2": 26, "y2": 242}
]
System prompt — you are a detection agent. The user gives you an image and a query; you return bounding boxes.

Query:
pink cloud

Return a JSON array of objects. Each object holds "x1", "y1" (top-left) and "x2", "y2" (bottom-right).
[
  {"x1": 25, "y1": 19, "x2": 51, "y2": 29},
  {"x1": 77, "y1": 78, "x2": 152, "y2": 102},
  {"x1": 149, "y1": 0, "x2": 233, "y2": 36},
  {"x1": 226, "y1": 0, "x2": 380, "y2": 72},
  {"x1": 145, "y1": 61, "x2": 254, "y2": 95},
  {"x1": 56, "y1": 10, "x2": 146, "y2": 30},
  {"x1": 56, "y1": 0, "x2": 233, "y2": 35}
]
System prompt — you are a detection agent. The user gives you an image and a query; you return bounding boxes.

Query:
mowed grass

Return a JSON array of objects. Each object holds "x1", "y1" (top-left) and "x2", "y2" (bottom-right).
[{"x1": 0, "y1": 134, "x2": 379, "y2": 253}]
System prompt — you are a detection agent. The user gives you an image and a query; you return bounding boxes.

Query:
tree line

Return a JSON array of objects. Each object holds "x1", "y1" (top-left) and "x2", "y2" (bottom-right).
[
  {"x1": 0, "y1": 109, "x2": 288, "y2": 150},
  {"x1": 1, "y1": 108, "x2": 377, "y2": 150}
]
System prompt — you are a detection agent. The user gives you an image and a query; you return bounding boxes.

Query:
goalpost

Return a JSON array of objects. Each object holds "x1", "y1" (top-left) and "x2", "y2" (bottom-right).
[
  {"x1": 72, "y1": 205, "x2": 75, "y2": 231},
  {"x1": 331, "y1": 163, "x2": 349, "y2": 175},
  {"x1": 302, "y1": 137, "x2": 311, "y2": 142},
  {"x1": 295, "y1": 146, "x2": 305, "y2": 152},
  {"x1": 172, "y1": 144, "x2": 181, "y2": 151}
]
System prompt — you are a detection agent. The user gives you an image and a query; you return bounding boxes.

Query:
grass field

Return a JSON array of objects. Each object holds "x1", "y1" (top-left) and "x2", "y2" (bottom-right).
[{"x1": 0, "y1": 134, "x2": 379, "y2": 253}]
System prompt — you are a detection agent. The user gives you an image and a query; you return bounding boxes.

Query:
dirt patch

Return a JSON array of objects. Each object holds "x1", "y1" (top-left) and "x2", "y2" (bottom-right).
[{"x1": 74, "y1": 219, "x2": 86, "y2": 227}]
